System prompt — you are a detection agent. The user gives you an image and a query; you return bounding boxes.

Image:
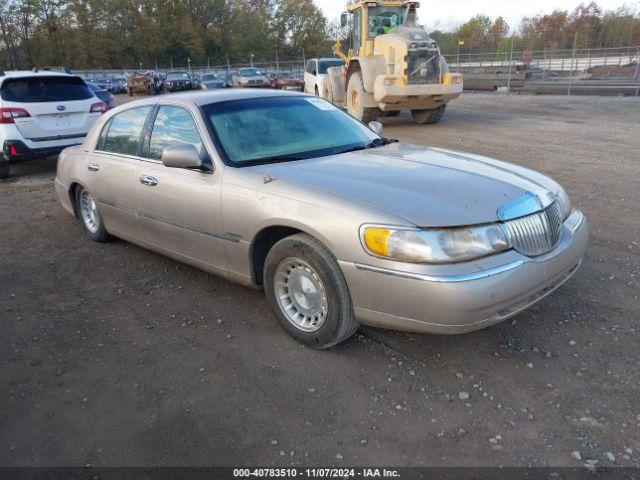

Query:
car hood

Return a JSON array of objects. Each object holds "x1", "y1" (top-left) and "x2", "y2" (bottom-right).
[{"x1": 249, "y1": 143, "x2": 562, "y2": 227}]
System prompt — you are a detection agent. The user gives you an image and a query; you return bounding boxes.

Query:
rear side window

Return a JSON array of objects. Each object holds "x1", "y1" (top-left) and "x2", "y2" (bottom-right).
[
  {"x1": 99, "y1": 106, "x2": 152, "y2": 156},
  {"x1": 0, "y1": 76, "x2": 94, "y2": 102},
  {"x1": 148, "y1": 105, "x2": 203, "y2": 160}
]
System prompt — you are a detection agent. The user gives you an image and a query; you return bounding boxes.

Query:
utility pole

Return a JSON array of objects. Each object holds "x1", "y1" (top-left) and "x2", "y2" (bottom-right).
[
  {"x1": 226, "y1": 54, "x2": 231, "y2": 75},
  {"x1": 568, "y1": 29, "x2": 578, "y2": 96},
  {"x1": 456, "y1": 38, "x2": 462, "y2": 73},
  {"x1": 250, "y1": 54, "x2": 254, "y2": 67},
  {"x1": 506, "y1": 38, "x2": 514, "y2": 95},
  {"x1": 275, "y1": 47, "x2": 279, "y2": 72},
  {"x1": 170, "y1": 57, "x2": 173, "y2": 70},
  {"x1": 635, "y1": 49, "x2": 640, "y2": 97}
]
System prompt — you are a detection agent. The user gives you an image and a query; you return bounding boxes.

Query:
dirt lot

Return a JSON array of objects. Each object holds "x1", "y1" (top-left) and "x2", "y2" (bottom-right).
[{"x1": 1, "y1": 94, "x2": 639, "y2": 470}]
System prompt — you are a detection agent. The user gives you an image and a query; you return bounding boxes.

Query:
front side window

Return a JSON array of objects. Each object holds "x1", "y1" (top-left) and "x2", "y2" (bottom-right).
[
  {"x1": 99, "y1": 106, "x2": 152, "y2": 156},
  {"x1": 353, "y1": 9, "x2": 362, "y2": 48},
  {"x1": 203, "y1": 96, "x2": 378, "y2": 166},
  {"x1": 368, "y1": 7, "x2": 404, "y2": 38},
  {"x1": 0, "y1": 76, "x2": 94, "y2": 102},
  {"x1": 305, "y1": 61, "x2": 316, "y2": 75},
  {"x1": 148, "y1": 105, "x2": 204, "y2": 160}
]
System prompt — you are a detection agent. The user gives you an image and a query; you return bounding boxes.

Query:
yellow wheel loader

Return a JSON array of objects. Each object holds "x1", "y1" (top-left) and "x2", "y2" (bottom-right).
[{"x1": 323, "y1": 0, "x2": 463, "y2": 124}]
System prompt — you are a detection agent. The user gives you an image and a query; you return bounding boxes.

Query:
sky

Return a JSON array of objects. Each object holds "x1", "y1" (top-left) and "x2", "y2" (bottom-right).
[{"x1": 313, "y1": 0, "x2": 638, "y2": 32}]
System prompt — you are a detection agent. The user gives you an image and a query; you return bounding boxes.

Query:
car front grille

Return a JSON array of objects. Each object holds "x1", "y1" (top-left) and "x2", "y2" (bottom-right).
[
  {"x1": 503, "y1": 201, "x2": 563, "y2": 256},
  {"x1": 405, "y1": 49, "x2": 441, "y2": 85}
]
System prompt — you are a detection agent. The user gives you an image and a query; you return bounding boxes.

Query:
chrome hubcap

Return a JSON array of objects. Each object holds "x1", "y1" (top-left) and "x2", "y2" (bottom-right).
[
  {"x1": 274, "y1": 257, "x2": 328, "y2": 332},
  {"x1": 79, "y1": 190, "x2": 100, "y2": 234}
]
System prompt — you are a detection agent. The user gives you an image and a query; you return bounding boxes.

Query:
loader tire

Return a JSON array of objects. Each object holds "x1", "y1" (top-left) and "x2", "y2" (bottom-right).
[
  {"x1": 346, "y1": 71, "x2": 378, "y2": 123},
  {"x1": 411, "y1": 105, "x2": 446, "y2": 125}
]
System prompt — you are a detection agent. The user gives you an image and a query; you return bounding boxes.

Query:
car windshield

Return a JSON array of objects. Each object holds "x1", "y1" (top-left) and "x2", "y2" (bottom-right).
[
  {"x1": 368, "y1": 7, "x2": 404, "y2": 37},
  {"x1": 86, "y1": 83, "x2": 101, "y2": 91},
  {"x1": 276, "y1": 72, "x2": 291, "y2": 79},
  {"x1": 202, "y1": 74, "x2": 218, "y2": 81},
  {"x1": 240, "y1": 68, "x2": 262, "y2": 77},
  {"x1": 318, "y1": 60, "x2": 345, "y2": 74},
  {"x1": 203, "y1": 96, "x2": 380, "y2": 166},
  {"x1": 167, "y1": 72, "x2": 189, "y2": 80}
]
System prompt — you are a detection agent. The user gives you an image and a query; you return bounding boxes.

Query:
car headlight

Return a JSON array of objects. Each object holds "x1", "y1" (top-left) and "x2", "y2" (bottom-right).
[
  {"x1": 556, "y1": 187, "x2": 571, "y2": 219},
  {"x1": 361, "y1": 224, "x2": 509, "y2": 264}
]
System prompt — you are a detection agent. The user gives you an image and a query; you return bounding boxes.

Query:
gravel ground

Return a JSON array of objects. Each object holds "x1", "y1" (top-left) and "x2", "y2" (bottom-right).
[{"x1": 1, "y1": 93, "x2": 639, "y2": 469}]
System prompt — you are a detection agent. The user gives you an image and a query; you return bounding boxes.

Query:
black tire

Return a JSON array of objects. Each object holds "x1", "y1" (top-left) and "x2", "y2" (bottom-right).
[
  {"x1": 346, "y1": 71, "x2": 378, "y2": 123},
  {"x1": 75, "y1": 186, "x2": 109, "y2": 242},
  {"x1": 314, "y1": 85, "x2": 319, "y2": 97},
  {"x1": 263, "y1": 233, "x2": 359, "y2": 349},
  {"x1": 382, "y1": 110, "x2": 401, "y2": 117},
  {"x1": 0, "y1": 162, "x2": 9, "y2": 180},
  {"x1": 127, "y1": 88, "x2": 132, "y2": 96},
  {"x1": 411, "y1": 104, "x2": 446, "y2": 124}
]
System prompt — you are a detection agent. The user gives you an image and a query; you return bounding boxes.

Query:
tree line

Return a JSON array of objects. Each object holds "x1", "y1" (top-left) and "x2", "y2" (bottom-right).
[
  {"x1": 0, "y1": 0, "x2": 638, "y2": 70},
  {"x1": 432, "y1": 2, "x2": 640, "y2": 56},
  {"x1": 0, "y1": 0, "x2": 330, "y2": 70}
]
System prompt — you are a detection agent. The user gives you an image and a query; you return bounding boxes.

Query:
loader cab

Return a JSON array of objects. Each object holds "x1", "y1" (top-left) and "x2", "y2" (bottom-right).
[{"x1": 343, "y1": 1, "x2": 420, "y2": 56}]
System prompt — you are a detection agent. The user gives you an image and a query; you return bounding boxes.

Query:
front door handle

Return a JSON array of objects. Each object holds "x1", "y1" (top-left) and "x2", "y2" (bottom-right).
[
  {"x1": 139, "y1": 175, "x2": 158, "y2": 186},
  {"x1": 88, "y1": 163, "x2": 100, "y2": 172}
]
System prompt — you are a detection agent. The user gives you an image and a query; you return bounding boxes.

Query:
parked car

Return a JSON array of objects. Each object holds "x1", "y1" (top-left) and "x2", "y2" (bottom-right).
[
  {"x1": 86, "y1": 82, "x2": 117, "y2": 110},
  {"x1": 304, "y1": 58, "x2": 345, "y2": 96},
  {"x1": 163, "y1": 71, "x2": 193, "y2": 93},
  {"x1": 199, "y1": 73, "x2": 227, "y2": 89},
  {"x1": 127, "y1": 71, "x2": 162, "y2": 96},
  {"x1": 0, "y1": 70, "x2": 107, "y2": 179},
  {"x1": 268, "y1": 71, "x2": 304, "y2": 91},
  {"x1": 93, "y1": 77, "x2": 113, "y2": 91},
  {"x1": 54, "y1": 90, "x2": 588, "y2": 348},
  {"x1": 222, "y1": 71, "x2": 236, "y2": 88},
  {"x1": 232, "y1": 68, "x2": 269, "y2": 88},
  {"x1": 110, "y1": 76, "x2": 127, "y2": 94}
]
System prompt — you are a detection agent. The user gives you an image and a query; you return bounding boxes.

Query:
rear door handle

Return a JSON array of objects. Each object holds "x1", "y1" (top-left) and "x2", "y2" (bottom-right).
[
  {"x1": 88, "y1": 163, "x2": 100, "y2": 172},
  {"x1": 139, "y1": 175, "x2": 158, "y2": 186}
]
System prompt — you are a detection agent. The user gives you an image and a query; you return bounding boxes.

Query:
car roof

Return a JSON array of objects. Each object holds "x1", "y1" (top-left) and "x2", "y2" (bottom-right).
[
  {"x1": 116, "y1": 88, "x2": 308, "y2": 109},
  {"x1": 0, "y1": 70, "x2": 79, "y2": 85}
]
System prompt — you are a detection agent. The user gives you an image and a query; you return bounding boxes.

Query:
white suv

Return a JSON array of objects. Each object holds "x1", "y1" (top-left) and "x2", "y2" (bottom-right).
[{"x1": 0, "y1": 70, "x2": 107, "y2": 179}]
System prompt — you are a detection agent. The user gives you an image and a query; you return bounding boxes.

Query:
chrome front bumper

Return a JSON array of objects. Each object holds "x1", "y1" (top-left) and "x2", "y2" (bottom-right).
[{"x1": 339, "y1": 210, "x2": 588, "y2": 334}]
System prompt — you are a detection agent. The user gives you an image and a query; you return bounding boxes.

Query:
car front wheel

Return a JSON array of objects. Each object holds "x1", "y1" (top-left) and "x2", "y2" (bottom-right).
[
  {"x1": 263, "y1": 233, "x2": 359, "y2": 349},
  {"x1": 76, "y1": 186, "x2": 109, "y2": 242}
]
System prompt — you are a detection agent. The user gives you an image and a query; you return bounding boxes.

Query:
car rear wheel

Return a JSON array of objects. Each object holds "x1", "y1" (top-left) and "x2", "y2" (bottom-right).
[
  {"x1": 76, "y1": 186, "x2": 109, "y2": 242},
  {"x1": 263, "y1": 234, "x2": 359, "y2": 349}
]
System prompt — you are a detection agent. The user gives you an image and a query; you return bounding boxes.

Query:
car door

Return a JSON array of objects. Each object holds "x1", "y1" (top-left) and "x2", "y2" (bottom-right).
[
  {"x1": 304, "y1": 60, "x2": 317, "y2": 94},
  {"x1": 88, "y1": 105, "x2": 153, "y2": 241},
  {"x1": 136, "y1": 104, "x2": 227, "y2": 272}
]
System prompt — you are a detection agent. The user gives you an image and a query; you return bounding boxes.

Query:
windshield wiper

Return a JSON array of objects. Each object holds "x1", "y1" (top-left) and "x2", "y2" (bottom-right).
[
  {"x1": 252, "y1": 154, "x2": 309, "y2": 164},
  {"x1": 337, "y1": 137, "x2": 398, "y2": 154}
]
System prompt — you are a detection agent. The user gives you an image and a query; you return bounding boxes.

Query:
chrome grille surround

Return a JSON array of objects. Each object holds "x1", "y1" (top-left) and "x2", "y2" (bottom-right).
[{"x1": 503, "y1": 201, "x2": 563, "y2": 256}]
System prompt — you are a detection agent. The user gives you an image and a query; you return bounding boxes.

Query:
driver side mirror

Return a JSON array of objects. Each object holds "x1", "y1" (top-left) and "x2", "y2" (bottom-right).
[
  {"x1": 340, "y1": 12, "x2": 348, "y2": 28},
  {"x1": 368, "y1": 121, "x2": 383, "y2": 136},
  {"x1": 161, "y1": 144, "x2": 204, "y2": 170}
]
